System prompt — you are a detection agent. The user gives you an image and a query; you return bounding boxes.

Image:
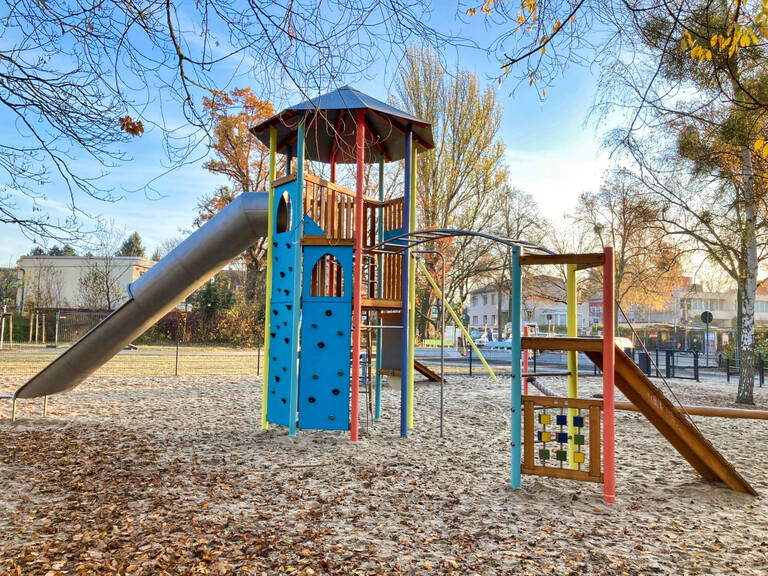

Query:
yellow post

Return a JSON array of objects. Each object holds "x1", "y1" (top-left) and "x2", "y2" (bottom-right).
[
  {"x1": 418, "y1": 259, "x2": 500, "y2": 384},
  {"x1": 407, "y1": 148, "x2": 417, "y2": 429},
  {"x1": 566, "y1": 263, "x2": 578, "y2": 468},
  {"x1": 261, "y1": 126, "x2": 277, "y2": 430}
]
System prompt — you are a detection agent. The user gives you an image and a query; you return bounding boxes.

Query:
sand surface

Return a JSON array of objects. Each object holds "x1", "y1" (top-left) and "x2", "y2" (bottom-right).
[{"x1": 1, "y1": 372, "x2": 767, "y2": 575}]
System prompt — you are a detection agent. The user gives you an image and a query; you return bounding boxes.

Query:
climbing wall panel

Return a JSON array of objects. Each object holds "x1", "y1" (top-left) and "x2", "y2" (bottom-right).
[
  {"x1": 298, "y1": 245, "x2": 353, "y2": 430},
  {"x1": 267, "y1": 182, "x2": 300, "y2": 428}
]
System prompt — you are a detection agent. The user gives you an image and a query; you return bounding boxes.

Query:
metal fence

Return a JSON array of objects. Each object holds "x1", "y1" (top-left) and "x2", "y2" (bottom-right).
[{"x1": 415, "y1": 345, "x2": 766, "y2": 387}]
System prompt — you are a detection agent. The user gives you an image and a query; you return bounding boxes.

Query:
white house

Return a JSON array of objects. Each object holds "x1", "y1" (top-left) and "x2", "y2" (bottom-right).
[{"x1": 16, "y1": 255, "x2": 154, "y2": 310}]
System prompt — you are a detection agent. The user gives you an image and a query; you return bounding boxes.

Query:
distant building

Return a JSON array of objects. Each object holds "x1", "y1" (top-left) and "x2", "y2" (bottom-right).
[
  {"x1": 466, "y1": 276, "x2": 589, "y2": 335},
  {"x1": 16, "y1": 255, "x2": 154, "y2": 311}
]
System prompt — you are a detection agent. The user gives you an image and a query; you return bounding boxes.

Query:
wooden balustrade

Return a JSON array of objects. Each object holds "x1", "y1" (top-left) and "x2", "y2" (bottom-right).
[{"x1": 277, "y1": 172, "x2": 405, "y2": 308}]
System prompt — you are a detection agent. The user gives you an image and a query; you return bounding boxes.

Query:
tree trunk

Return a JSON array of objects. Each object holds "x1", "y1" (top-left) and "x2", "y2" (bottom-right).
[{"x1": 737, "y1": 145, "x2": 757, "y2": 405}]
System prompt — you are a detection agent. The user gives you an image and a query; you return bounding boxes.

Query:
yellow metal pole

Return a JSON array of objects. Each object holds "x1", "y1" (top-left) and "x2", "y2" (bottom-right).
[
  {"x1": 418, "y1": 259, "x2": 499, "y2": 384},
  {"x1": 566, "y1": 263, "x2": 578, "y2": 468},
  {"x1": 261, "y1": 126, "x2": 277, "y2": 430},
  {"x1": 407, "y1": 148, "x2": 417, "y2": 429}
]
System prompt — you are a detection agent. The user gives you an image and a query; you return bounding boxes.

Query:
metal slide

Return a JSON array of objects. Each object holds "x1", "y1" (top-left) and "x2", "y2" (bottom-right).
[
  {"x1": 16, "y1": 192, "x2": 287, "y2": 400},
  {"x1": 586, "y1": 344, "x2": 756, "y2": 495}
]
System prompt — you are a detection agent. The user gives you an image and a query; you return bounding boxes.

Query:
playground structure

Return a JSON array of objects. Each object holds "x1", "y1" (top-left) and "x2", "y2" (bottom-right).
[{"x1": 11, "y1": 86, "x2": 757, "y2": 501}]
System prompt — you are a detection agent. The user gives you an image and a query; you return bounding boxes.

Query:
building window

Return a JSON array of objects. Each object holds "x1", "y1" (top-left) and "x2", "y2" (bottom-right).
[
  {"x1": 483, "y1": 295, "x2": 487, "y2": 305},
  {"x1": 491, "y1": 294, "x2": 496, "y2": 304},
  {"x1": 491, "y1": 314, "x2": 495, "y2": 324},
  {"x1": 756, "y1": 302, "x2": 768, "y2": 313},
  {"x1": 471, "y1": 295, "x2": 477, "y2": 305},
  {"x1": 483, "y1": 315, "x2": 487, "y2": 324},
  {"x1": 472, "y1": 316, "x2": 478, "y2": 324}
]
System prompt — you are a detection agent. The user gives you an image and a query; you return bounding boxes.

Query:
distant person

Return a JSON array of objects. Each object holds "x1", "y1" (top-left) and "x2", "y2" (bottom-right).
[{"x1": 486, "y1": 329, "x2": 493, "y2": 342}]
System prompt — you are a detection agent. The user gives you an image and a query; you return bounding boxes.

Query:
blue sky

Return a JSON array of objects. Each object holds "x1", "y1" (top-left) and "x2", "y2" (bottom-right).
[{"x1": 0, "y1": 4, "x2": 610, "y2": 264}]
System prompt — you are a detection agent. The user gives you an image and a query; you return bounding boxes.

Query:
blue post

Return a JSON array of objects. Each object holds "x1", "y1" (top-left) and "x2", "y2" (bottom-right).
[
  {"x1": 400, "y1": 125, "x2": 413, "y2": 437},
  {"x1": 510, "y1": 245, "x2": 522, "y2": 488},
  {"x1": 288, "y1": 118, "x2": 305, "y2": 437}
]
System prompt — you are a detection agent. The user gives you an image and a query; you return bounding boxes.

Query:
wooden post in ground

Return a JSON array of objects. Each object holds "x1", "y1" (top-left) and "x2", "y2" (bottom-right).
[{"x1": 602, "y1": 246, "x2": 616, "y2": 503}]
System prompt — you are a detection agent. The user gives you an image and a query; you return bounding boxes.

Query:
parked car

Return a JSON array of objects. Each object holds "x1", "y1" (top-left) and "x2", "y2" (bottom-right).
[{"x1": 473, "y1": 334, "x2": 488, "y2": 346}]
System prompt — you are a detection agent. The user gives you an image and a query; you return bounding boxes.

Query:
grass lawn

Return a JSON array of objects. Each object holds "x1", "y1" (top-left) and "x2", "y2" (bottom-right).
[{"x1": 0, "y1": 346, "x2": 263, "y2": 378}]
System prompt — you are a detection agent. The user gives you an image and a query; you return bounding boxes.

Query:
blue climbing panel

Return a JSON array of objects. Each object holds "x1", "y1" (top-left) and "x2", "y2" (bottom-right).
[
  {"x1": 298, "y1": 244, "x2": 353, "y2": 430},
  {"x1": 267, "y1": 180, "x2": 300, "y2": 428}
]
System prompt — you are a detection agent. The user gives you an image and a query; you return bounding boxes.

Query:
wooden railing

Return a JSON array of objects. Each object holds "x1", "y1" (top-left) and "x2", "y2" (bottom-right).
[{"x1": 275, "y1": 172, "x2": 405, "y2": 305}]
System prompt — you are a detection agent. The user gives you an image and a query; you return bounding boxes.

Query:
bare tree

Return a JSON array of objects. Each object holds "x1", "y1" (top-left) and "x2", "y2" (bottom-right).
[
  {"x1": 78, "y1": 223, "x2": 126, "y2": 311},
  {"x1": 486, "y1": 183, "x2": 548, "y2": 336},
  {"x1": 1, "y1": 1, "x2": 453, "y2": 241},
  {"x1": 574, "y1": 169, "x2": 685, "y2": 324}
]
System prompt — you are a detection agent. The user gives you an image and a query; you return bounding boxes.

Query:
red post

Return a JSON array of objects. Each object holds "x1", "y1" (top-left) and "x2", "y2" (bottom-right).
[
  {"x1": 350, "y1": 110, "x2": 365, "y2": 441},
  {"x1": 602, "y1": 246, "x2": 616, "y2": 503},
  {"x1": 522, "y1": 324, "x2": 529, "y2": 395},
  {"x1": 330, "y1": 157, "x2": 336, "y2": 183}
]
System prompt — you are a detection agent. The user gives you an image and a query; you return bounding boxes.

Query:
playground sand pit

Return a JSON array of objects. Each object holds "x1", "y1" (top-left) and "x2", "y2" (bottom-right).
[{"x1": 1, "y1": 373, "x2": 767, "y2": 575}]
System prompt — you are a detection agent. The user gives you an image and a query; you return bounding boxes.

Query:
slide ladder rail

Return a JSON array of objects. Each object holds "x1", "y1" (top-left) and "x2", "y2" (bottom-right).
[{"x1": 586, "y1": 345, "x2": 756, "y2": 495}]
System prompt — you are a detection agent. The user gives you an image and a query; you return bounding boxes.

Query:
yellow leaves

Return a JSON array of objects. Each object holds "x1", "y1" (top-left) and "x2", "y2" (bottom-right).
[
  {"x1": 552, "y1": 19, "x2": 562, "y2": 33},
  {"x1": 466, "y1": 7, "x2": 477, "y2": 16},
  {"x1": 755, "y1": 138, "x2": 768, "y2": 159}
]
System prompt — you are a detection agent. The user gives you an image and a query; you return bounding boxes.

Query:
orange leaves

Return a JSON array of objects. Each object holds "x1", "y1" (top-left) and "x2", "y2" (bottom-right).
[{"x1": 119, "y1": 116, "x2": 144, "y2": 137}]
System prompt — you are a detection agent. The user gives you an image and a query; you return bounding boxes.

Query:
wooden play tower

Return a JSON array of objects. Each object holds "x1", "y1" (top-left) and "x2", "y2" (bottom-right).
[{"x1": 251, "y1": 86, "x2": 434, "y2": 440}]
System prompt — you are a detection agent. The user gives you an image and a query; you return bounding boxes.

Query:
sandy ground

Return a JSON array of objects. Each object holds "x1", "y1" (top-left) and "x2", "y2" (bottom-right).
[{"x1": 1, "y1": 371, "x2": 767, "y2": 575}]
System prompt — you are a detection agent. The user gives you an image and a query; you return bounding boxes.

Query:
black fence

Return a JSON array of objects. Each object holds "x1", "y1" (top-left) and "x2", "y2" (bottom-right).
[
  {"x1": 725, "y1": 355, "x2": 766, "y2": 387},
  {"x1": 416, "y1": 345, "x2": 764, "y2": 387}
]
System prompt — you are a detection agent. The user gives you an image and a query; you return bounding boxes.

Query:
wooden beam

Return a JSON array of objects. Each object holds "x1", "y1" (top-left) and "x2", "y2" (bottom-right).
[
  {"x1": 369, "y1": 110, "x2": 432, "y2": 151},
  {"x1": 520, "y1": 253, "x2": 605, "y2": 268},
  {"x1": 522, "y1": 336, "x2": 603, "y2": 352},
  {"x1": 521, "y1": 394, "x2": 603, "y2": 410},
  {"x1": 361, "y1": 297, "x2": 403, "y2": 310},
  {"x1": 301, "y1": 236, "x2": 355, "y2": 246},
  {"x1": 522, "y1": 464, "x2": 604, "y2": 483},
  {"x1": 363, "y1": 113, "x2": 392, "y2": 162},
  {"x1": 272, "y1": 173, "x2": 298, "y2": 188},
  {"x1": 615, "y1": 402, "x2": 768, "y2": 420}
]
